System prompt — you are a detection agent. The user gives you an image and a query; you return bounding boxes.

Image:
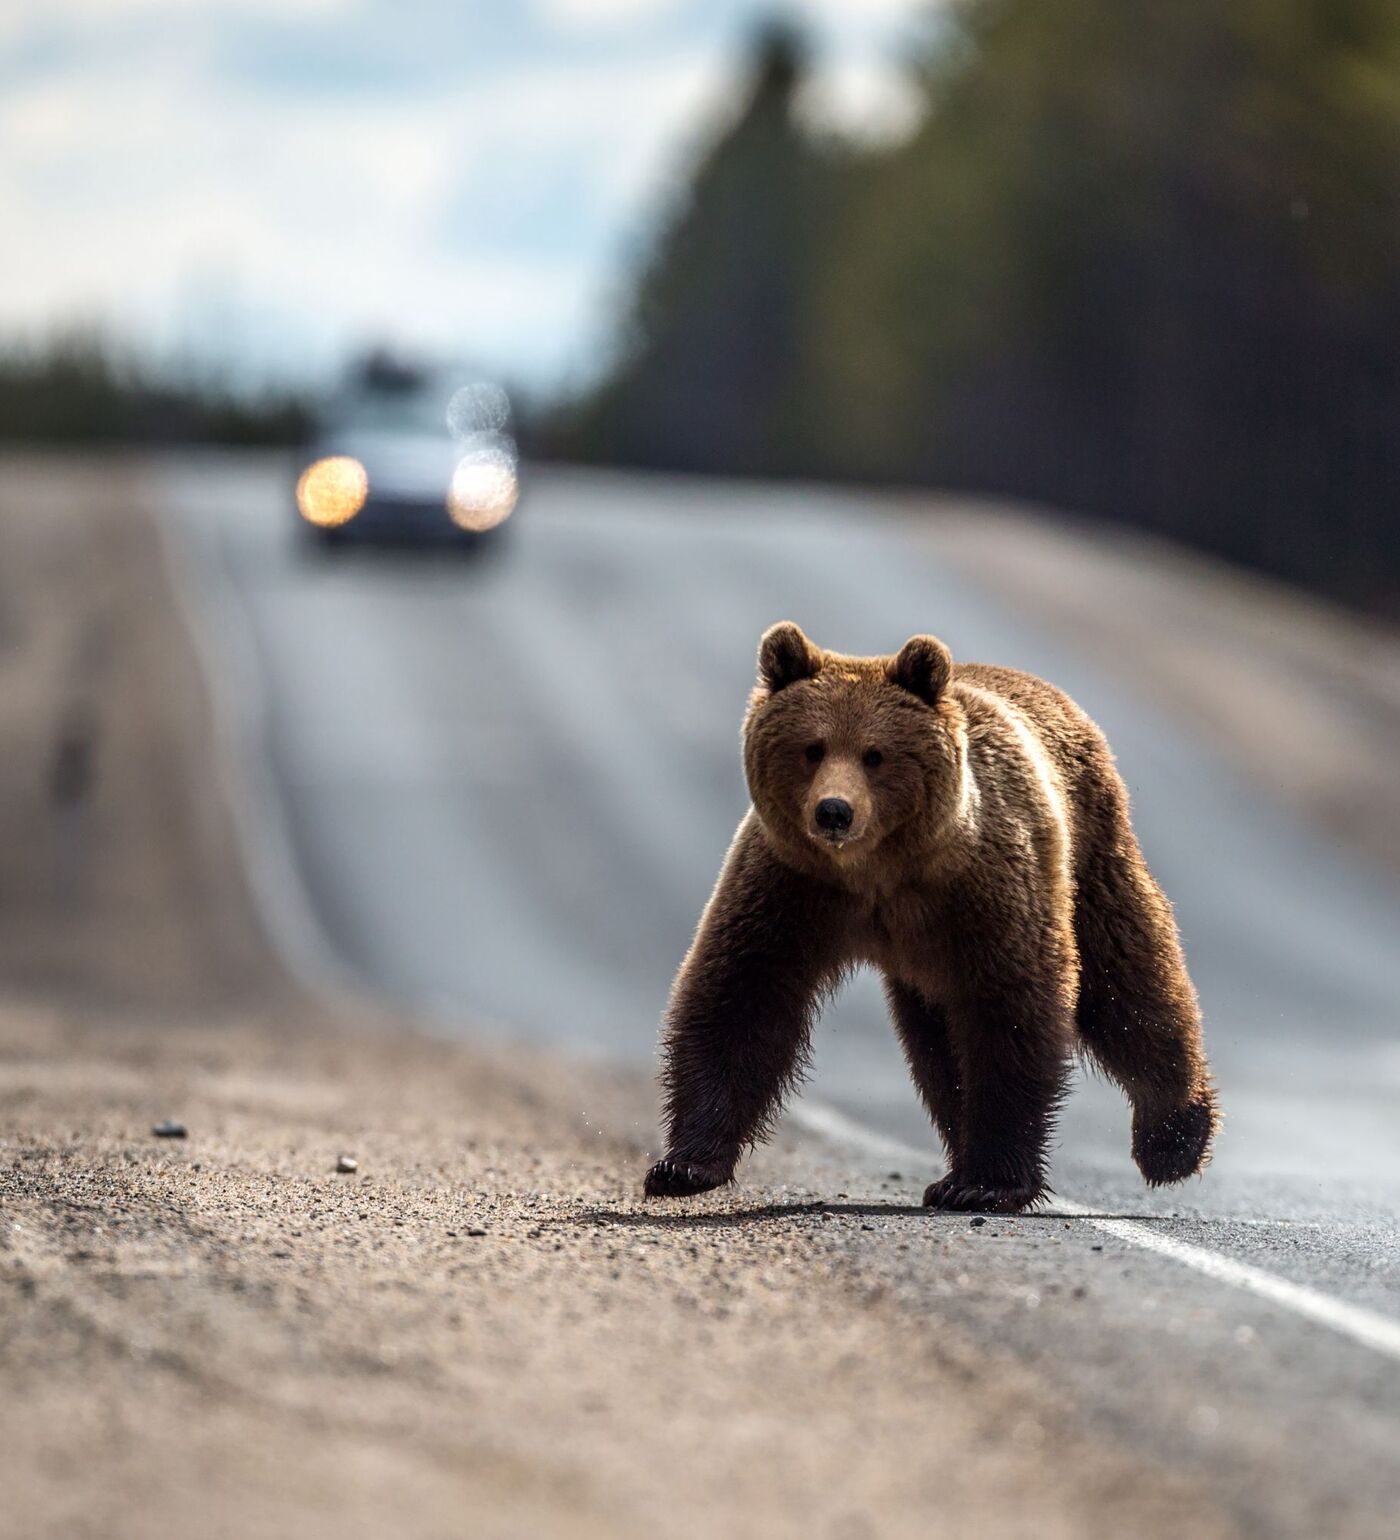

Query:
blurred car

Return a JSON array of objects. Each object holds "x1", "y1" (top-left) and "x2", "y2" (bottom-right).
[{"x1": 295, "y1": 354, "x2": 520, "y2": 548}]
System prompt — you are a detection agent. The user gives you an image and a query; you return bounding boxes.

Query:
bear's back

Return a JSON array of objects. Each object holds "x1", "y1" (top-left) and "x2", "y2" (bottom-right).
[{"x1": 950, "y1": 660, "x2": 1125, "y2": 861}]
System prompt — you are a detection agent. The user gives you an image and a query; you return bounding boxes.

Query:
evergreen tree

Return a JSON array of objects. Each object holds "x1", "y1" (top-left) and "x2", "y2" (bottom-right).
[
  {"x1": 820, "y1": 0, "x2": 1400, "y2": 607},
  {"x1": 565, "y1": 25, "x2": 833, "y2": 476}
]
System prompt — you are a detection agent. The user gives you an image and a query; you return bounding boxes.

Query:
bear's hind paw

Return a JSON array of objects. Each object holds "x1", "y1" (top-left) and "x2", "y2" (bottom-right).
[
  {"x1": 643, "y1": 1156, "x2": 733, "y2": 1199},
  {"x1": 922, "y1": 1175, "x2": 1046, "y2": 1215},
  {"x1": 1133, "y1": 1094, "x2": 1217, "y2": 1186}
]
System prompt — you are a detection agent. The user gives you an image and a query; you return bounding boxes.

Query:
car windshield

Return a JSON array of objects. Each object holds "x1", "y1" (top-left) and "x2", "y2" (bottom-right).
[{"x1": 339, "y1": 389, "x2": 445, "y2": 437}]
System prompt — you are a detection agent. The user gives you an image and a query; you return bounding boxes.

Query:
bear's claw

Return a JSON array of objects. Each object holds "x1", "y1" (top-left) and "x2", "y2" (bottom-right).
[
  {"x1": 643, "y1": 1157, "x2": 732, "y2": 1198},
  {"x1": 922, "y1": 1175, "x2": 1046, "y2": 1214}
]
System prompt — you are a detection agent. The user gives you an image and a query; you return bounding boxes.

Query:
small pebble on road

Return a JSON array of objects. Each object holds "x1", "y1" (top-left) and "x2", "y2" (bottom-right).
[
  {"x1": 335, "y1": 1154, "x2": 359, "y2": 1174},
  {"x1": 151, "y1": 1120, "x2": 187, "y2": 1139}
]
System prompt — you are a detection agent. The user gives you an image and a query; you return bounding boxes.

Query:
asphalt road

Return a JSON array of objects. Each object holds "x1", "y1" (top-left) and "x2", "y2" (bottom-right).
[{"x1": 162, "y1": 453, "x2": 1400, "y2": 1537}]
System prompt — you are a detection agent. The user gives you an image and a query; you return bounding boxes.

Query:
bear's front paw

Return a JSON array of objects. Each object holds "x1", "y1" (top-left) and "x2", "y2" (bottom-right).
[
  {"x1": 643, "y1": 1156, "x2": 733, "y2": 1199},
  {"x1": 922, "y1": 1174, "x2": 1046, "y2": 1214}
]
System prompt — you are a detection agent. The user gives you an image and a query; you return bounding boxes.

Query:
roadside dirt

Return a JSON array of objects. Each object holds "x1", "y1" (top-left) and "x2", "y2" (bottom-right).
[
  {"x1": 0, "y1": 455, "x2": 276, "y2": 1010},
  {"x1": 0, "y1": 455, "x2": 1239, "y2": 1538},
  {"x1": 2, "y1": 1007, "x2": 1240, "y2": 1540}
]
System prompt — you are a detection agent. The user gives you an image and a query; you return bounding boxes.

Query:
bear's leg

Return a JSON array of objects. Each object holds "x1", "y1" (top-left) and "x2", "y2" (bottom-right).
[
  {"x1": 884, "y1": 977, "x2": 962, "y2": 1167},
  {"x1": 922, "y1": 979, "x2": 1074, "y2": 1214},
  {"x1": 645, "y1": 982, "x2": 812, "y2": 1197},
  {"x1": 645, "y1": 820, "x2": 846, "y2": 1199},
  {"x1": 1074, "y1": 845, "x2": 1218, "y2": 1186}
]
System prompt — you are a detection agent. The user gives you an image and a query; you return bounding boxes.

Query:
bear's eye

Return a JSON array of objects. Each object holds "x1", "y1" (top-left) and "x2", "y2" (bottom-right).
[
  {"x1": 804, "y1": 742, "x2": 825, "y2": 765},
  {"x1": 862, "y1": 748, "x2": 884, "y2": 769}
]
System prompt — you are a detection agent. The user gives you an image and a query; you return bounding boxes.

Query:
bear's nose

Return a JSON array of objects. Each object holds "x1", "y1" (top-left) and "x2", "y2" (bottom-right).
[{"x1": 815, "y1": 797, "x2": 854, "y2": 835}]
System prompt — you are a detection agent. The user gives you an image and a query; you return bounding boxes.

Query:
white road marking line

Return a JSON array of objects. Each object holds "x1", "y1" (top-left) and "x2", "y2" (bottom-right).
[{"x1": 791, "y1": 1099, "x2": 1400, "y2": 1366}]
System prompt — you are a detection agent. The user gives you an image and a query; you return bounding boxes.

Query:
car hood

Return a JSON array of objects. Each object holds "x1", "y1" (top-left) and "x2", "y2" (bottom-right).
[{"x1": 320, "y1": 430, "x2": 457, "y2": 499}]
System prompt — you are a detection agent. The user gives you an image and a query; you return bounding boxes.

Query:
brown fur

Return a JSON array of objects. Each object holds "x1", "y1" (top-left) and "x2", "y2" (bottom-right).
[{"x1": 645, "y1": 623, "x2": 1218, "y2": 1213}]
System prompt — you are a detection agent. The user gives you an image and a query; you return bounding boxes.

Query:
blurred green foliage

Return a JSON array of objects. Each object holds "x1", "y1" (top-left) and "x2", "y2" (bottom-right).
[
  {"x1": 556, "y1": 2, "x2": 1400, "y2": 614},
  {"x1": 0, "y1": 330, "x2": 311, "y2": 447}
]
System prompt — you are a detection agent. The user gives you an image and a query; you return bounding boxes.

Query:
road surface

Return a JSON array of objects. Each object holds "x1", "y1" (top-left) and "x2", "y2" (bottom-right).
[{"x1": 161, "y1": 453, "x2": 1400, "y2": 1537}]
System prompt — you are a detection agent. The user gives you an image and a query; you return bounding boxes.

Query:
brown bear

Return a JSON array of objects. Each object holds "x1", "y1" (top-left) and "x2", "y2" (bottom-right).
[{"x1": 644, "y1": 622, "x2": 1218, "y2": 1213}]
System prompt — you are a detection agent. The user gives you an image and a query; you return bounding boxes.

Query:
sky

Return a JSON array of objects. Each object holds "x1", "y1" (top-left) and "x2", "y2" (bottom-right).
[{"x1": 0, "y1": 0, "x2": 937, "y2": 394}]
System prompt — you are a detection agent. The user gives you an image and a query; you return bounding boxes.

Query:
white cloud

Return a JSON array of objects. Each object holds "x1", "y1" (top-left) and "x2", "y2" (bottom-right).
[
  {"x1": 798, "y1": 52, "x2": 924, "y2": 144},
  {"x1": 0, "y1": 32, "x2": 734, "y2": 386},
  {"x1": 455, "y1": 50, "x2": 730, "y2": 205},
  {"x1": 2, "y1": 0, "x2": 342, "y2": 22},
  {"x1": 535, "y1": 0, "x2": 685, "y2": 30},
  {"x1": 793, "y1": 0, "x2": 938, "y2": 23},
  {"x1": 0, "y1": 0, "x2": 933, "y2": 387}
]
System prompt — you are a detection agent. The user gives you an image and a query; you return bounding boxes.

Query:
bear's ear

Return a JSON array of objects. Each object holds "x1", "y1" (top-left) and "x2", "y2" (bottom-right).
[
  {"x1": 758, "y1": 621, "x2": 821, "y2": 693},
  {"x1": 888, "y1": 635, "x2": 953, "y2": 706}
]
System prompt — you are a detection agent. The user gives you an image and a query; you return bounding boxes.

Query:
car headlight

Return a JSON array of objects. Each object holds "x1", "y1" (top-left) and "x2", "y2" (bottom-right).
[
  {"x1": 297, "y1": 456, "x2": 369, "y2": 527},
  {"x1": 447, "y1": 449, "x2": 518, "y2": 531}
]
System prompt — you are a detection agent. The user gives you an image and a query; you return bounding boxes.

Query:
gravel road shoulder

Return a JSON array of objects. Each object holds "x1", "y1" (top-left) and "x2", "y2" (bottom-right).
[{"x1": 2, "y1": 1003, "x2": 1241, "y2": 1540}]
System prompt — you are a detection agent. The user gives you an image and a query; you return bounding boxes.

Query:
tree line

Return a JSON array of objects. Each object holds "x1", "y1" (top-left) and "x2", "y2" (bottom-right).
[
  {"x1": 0, "y1": 330, "x2": 310, "y2": 448},
  {"x1": 550, "y1": 3, "x2": 1400, "y2": 617}
]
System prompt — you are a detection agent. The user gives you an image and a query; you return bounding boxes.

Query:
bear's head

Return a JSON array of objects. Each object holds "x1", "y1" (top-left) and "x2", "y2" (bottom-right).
[{"x1": 743, "y1": 622, "x2": 967, "y2": 871}]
